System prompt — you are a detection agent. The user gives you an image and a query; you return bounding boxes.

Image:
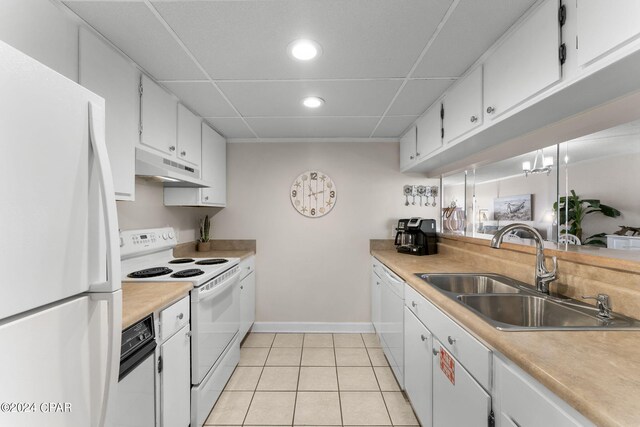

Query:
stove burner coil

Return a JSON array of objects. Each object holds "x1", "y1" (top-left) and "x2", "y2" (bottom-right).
[
  {"x1": 128, "y1": 267, "x2": 173, "y2": 279},
  {"x1": 195, "y1": 258, "x2": 229, "y2": 265},
  {"x1": 169, "y1": 258, "x2": 195, "y2": 264},
  {"x1": 171, "y1": 269, "x2": 205, "y2": 278}
]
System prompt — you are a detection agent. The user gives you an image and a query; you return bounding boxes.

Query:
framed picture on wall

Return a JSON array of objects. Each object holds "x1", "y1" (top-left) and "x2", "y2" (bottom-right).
[{"x1": 493, "y1": 194, "x2": 532, "y2": 221}]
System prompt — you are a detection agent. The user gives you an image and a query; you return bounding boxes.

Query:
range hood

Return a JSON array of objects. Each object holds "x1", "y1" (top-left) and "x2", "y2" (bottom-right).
[{"x1": 135, "y1": 147, "x2": 209, "y2": 188}]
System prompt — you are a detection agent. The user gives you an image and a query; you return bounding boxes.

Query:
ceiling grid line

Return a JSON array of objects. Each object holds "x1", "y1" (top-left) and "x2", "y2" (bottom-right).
[
  {"x1": 142, "y1": 0, "x2": 261, "y2": 139},
  {"x1": 367, "y1": 0, "x2": 461, "y2": 138}
]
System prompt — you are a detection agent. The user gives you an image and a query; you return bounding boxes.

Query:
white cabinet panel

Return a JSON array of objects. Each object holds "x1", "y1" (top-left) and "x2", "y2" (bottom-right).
[
  {"x1": 240, "y1": 271, "x2": 256, "y2": 339},
  {"x1": 380, "y1": 274, "x2": 404, "y2": 388},
  {"x1": 160, "y1": 324, "x2": 191, "y2": 427},
  {"x1": 79, "y1": 28, "x2": 137, "y2": 201},
  {"x1": 200, "y1": 123, "x2": 227, "y2": 206},
  {"x1": 577, "y1": 0, "x2": 640, "y2": 67},
  {"x1": 371, "y1": 269, "x2": 382, "y2": 333},
  {"x1": 159, "y1": 295, "x2": 189, "y2": 342},
  {"x1": 404, "y1": 307, "x2": 432, "y2": 427},
  {"x1": 484, "y1": 0, "x2": 561, "y2": 120},
  {"x1": 432, "y1": 339, "x2": 491, "y2": 427},
  {"x1": 443, "y1": 66, "x2": 483, "y2": 144},
  {"x1": 416, "y1": 103, "x2": 442, "y2": 159},
  {"x1": 140, "y1": 75, "x2": 177, "y2": 156},
  {"x1": 177, "y1": 104, "x2": 202, "y2": 167},
  {"x1": 494, "y1": 357, "x2": 595, "y2": 427},
  {"x1": 399, "y1": 126, "x2": 417, "y2": 169}
]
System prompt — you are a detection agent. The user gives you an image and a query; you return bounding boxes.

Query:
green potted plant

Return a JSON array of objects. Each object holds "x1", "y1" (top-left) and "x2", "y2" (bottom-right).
[
  {"x1": 553, "y1": 189, "x2": 621, "y2": 246},
  {"x1": 197, "y1": 215, "x2": 211, "y2": 252}
]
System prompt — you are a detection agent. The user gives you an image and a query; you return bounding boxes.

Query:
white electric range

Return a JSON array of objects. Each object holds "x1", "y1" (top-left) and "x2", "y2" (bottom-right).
[{"x1": 121, "y1": 227, "x2": 241, "y2": 427}]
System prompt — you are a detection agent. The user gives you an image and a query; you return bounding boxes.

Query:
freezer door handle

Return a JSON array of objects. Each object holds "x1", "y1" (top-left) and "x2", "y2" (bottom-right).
[
  {"x1": 91, "y1": 290, "x2": 122, "y2": 427},
  {"x1": 88, "y1": 102, "x2": 121, "y2": 293}
]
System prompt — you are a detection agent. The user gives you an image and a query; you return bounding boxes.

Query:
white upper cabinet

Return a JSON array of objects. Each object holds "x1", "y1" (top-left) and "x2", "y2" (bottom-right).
[
  {"x1": 416, "y1": 102, "x2": 442, "y2": 159},
  {"x1": 443, "y1": 66, "x2": 483, "y2": 144},
  {"x1": 201, "y1": 123, "x2": 227, "y2": 206},
  {"x1": 576, "y1": 0, "x2": 640, "y2": 67},
  {"x1": 177, "y1": 104, "x2": 202, "y2": 167},
  {"x1": 140, "y1": 74, "x2": 177, "y2": 157},
  {"x1": 164, "y1": 123, "x2": 227, "y2": 207},
  {"x1": 399, "y1": 126, "x2": 417, "y2": 170},
  {"x1": 484, "y1": 0, "x2": 561, "y2": 120},
  {"x1": 79, "y1": 28, "x2": 137, "y2": 201}
]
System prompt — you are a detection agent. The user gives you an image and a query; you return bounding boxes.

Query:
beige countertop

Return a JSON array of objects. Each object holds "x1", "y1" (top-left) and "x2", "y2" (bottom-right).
[
  {"x1": 371, "y1": 249, "x2": 640, "y2": 427},
  {"x1": 122, "y1": 282, "x2": 193, "y2": 329}
]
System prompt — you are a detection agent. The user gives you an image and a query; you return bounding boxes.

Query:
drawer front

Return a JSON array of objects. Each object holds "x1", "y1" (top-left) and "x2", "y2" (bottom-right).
[
  {"x1": 160, "y1": 295, "x2": 190, "y2": 341},
  {"x1": 240, "y1": 256, "x2": 255, "y2": 280},
  {"x1": 495, "y1": 357, "x2": 594, "y2": 427},
  {"x1": 405, "y1": 284, "x2": 491, "y2": 390}
]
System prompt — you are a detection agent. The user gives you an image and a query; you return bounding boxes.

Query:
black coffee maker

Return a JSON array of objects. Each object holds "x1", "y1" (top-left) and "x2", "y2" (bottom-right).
[{"x1": 395, "y1": 218, "x2": 438, "y2": 256}]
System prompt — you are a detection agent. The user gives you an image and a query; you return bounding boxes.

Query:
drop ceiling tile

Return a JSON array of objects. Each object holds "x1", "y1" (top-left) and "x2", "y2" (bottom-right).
[
  {"x1": 205, "y1": 118, "x2": 256, "y2": 139},
  {"x1": 152, "y1": 0, "x2": 454, "y2": 79},
  {"x1": 245, "y1": 117, "x2": 380, "y2": 139},
  {"x1": 372, "y1": 116, "x2": 419, "y2": 138},
  {"x1": 217, "y1": 80, "x2": 402, "y2": 117},
  {"x1": 162, "y1": 81, "x2": 237, "y2": 117},
  {"x1": 387, "y1": 79, "x2": 455, "y2": 116},
  {"x1": 413, "y1": 0, "x2": 536, "y2": 77},
  {"x1": 64, "y1": 1, "x2": 205, "y2": 80}
]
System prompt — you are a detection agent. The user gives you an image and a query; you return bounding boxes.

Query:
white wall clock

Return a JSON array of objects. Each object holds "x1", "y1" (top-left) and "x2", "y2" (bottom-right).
[{"x1": 290, "y1": 170, "x2": 337, "y2": 218}]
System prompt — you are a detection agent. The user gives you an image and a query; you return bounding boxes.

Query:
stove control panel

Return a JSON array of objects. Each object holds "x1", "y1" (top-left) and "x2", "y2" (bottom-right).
[{"x1": 120, "y1": 227, "x2": 177, "y2": 259}]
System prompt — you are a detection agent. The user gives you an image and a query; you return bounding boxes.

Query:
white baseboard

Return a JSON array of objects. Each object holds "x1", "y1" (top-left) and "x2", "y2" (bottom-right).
[{"x1": 251, "y1": 322, "x2": 375, "y2": 333}]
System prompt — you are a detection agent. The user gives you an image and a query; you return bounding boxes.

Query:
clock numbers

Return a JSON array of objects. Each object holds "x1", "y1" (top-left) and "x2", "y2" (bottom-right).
[
  {"x1": 292, "y1": 190, "x2": 297, "y2": 197},
  {"x1": 311, "y1": 208, "x2": 316, "y2": 216},
  {"x1": 330, "y1": 190, "x2": 335, "y2": 198},
  {"x1": 310, "y1": 172, "x2": 318, "y2": 180}
]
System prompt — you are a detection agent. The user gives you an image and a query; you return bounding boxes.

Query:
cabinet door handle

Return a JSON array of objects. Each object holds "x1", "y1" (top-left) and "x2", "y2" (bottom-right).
[
  {"x1": 376, "y1": 281, "x2": 380, "y2": 286},
  {"x1": 420, "y1": 334, "x2": 428, "y2": 342},
  {"x1": 486, "y1": 106, "x2": 495, "y2": 114},
  {"x1": 409, "y1": 155, "x2": 414, "y2": 160},
  {"x1": 169, "y1": 145, "x2": 176, "y2": 152},
  {"x1": 186, "y1": 331, "x2": 191, "y2": 338},
  {"x1": 180, "y1": 150, "x2": 186, "y2": 157},
  {"x1": 432, "y1": 348, "x2": 439, "y2": 356},
  {"x1": 177, "y1": 313, "x2": 184, "y2": 320},
  {"x1": 411, "y1": 301, "x2": 417, "y2": 308},
  {"x1": 240, "y1": 285, "x2": 244, "y2": 290},
  {"x1": 416, "y1": 152, "x2": 420, "y2": 157},
  {"x1": 447, "y1": 335, "x2": 456, "y2": 345},
  {"x1": 204, "y1": 196, "x2": 209, "y2": 201},
  {"x1": 470, "y1": 115, "x2": 478, "y2": 123}
]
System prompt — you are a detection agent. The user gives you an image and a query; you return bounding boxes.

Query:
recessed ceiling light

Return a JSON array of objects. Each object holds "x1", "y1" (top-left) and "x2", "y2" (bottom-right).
[
  {"x1": 288, "y1": 39, "x2": 322, "y2": 61},
  {"x1": 302, "y1": 97, "x2": 324, "y2": 108}
]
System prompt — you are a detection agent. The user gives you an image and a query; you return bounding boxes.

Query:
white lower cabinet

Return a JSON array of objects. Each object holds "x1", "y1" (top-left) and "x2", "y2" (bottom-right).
[
  {"x1": 239, "y1": 256, "x2": 256, "y2": 340},
  {"x1": 432, "y1": 338, "x2": 491, "y2": 427},
  {"x1": 379, "y1": 265, "x2": 405, "y2": 388},
  {"x1": 403, "y1": 307, "x2": 432, "y2": 427},
  {"x1": 494, "y1": 357, "x2": 595, "y2": 427},
  {"x1": 157, "y1": 297, "x2": 191, "y2": 427},
  {"x1": 160, "y1": 324, "x2": 191, "y2": 427}
]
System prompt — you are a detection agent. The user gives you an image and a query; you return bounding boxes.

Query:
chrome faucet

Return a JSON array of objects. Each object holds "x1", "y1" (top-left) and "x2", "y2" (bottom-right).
[{"x1": 490, "y1": 223, "x2": 557, "y2": 294}]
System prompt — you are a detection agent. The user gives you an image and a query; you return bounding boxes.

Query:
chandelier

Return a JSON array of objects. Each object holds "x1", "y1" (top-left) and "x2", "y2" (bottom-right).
[{"x1": 522, "y1": 149, "x2": 553, "y2": 177}]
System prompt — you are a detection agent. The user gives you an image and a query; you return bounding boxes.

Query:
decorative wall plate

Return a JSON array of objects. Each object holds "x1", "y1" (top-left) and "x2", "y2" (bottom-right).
[{"x1": 290, "y1": 170, "x2": 337, "y2": 218}]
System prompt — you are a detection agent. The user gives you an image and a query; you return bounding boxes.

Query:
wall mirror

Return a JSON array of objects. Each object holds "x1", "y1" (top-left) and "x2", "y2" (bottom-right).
[{"x1": 441, "y1": 119, "x2": 640, "y2": 255}]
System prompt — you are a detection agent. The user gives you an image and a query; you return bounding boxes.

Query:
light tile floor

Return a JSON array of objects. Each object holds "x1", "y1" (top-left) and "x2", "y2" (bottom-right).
[{"x1": 204, "y1": 333, "x2": 419, "y2": 426}]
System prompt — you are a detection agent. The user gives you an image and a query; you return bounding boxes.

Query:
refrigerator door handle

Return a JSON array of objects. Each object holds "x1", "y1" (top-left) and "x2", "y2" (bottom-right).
[
  {"x1": 88, "y1": 102, "x2": 121, "y2": 292},
  {"x1": 91, "y1": 290, "x2": 122, "y2": 427}
]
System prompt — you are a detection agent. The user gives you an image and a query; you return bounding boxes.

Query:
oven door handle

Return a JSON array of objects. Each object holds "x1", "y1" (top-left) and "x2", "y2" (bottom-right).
[{"x1": 194, "y1": 270, "x2": 241, "y2": 302}]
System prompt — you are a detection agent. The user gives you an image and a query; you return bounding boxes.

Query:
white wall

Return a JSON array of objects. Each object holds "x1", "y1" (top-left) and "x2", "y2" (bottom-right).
[
  {"x1": 116, "y1": 179, "x2": 219, "y2": 243},
  {"x1": 0, "y1": 0, "x2": 78, "y2": 82},
  {"x1": 211, "y1": 142, "x2": 438, "y2": 324}
]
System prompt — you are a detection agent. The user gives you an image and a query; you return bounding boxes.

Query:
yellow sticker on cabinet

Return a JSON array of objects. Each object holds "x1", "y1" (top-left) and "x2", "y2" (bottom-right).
[{"x1": 439, "y1": 346, "x2": 455, "y2": 385}]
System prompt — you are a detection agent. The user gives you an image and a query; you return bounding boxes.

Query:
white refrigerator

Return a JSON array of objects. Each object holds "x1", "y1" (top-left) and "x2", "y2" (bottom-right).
[{"x1": 0, "y1": 40, "x2": 122, "y2": 427}]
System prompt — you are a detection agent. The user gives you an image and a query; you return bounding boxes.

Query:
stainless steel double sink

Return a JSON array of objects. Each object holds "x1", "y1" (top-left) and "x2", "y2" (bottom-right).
[{"x1": 417, "y1": 273, "x2": 640, "y2": 331}]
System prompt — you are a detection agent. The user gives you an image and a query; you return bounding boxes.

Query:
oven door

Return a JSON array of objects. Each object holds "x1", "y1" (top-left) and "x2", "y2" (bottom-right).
[{"x1": 191, "y1": 268, "x2": 241, "y2": 385}]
